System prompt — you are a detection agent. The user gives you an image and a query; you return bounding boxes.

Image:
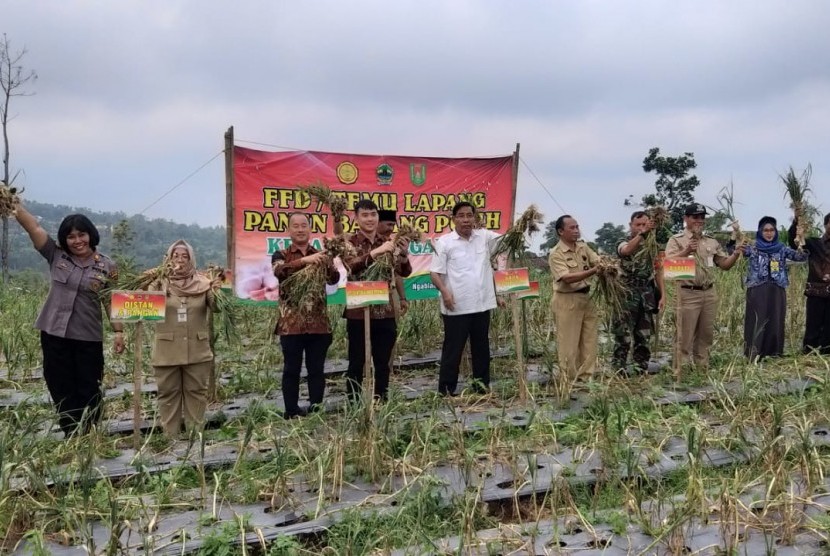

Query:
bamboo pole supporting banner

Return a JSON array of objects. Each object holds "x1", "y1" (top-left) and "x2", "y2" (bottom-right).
[
  {"x1": 133, "y1": 322, "x2": 144, "y2": 450},
  {"x1": 218, "y1": 126, "x2": 234, "y2": 402},
  {"x1": 510, "y1": 143, "x2": 520, "y2": 224},
  {"x1": 510, "y1": 143, "x2": 526, "y2": 399},
  {"x1": 224, "y1": 126, "x2": 235, "y2": 272}
]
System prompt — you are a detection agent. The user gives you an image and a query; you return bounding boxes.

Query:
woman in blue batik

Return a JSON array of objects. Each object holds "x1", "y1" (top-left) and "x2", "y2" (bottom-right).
[{"x1": 742, "y1": 216, "x2": 807, "y2": 359}]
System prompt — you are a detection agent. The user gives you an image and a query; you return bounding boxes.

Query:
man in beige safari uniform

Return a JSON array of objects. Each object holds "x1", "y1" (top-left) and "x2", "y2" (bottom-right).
[
  {"x1": 549, "y1": 214, "x2": 600, "y2": 381},
  {"x1": 664, "y1": 203, "x2": 743, "y2": 369}
]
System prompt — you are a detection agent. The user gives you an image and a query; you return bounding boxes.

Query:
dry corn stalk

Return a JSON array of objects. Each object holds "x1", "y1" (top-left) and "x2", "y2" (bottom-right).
[
  {"x1": 323, "y1": 235, "x2": 356, "y2": 262},
  {"x1": 361, "y1": 252, "x2": 394, "y2": 282},
  {"x1": 100, "y1": 257, "x2": 173, "y2": 318},
  {"x1": 780, "y1": 164, "x2": 812, "y2": 249},
  {"x1": 394, "y1": 220, "x2": 422, "y2": 245},
  {"x1": 300, "y1": 182, "x2": 348, "y2": 229},
  {"x1": 0, "y1": 183, "x2": 23, "y2": 218},
  {"x1": 491, "y1": 204, "x2": 544, "y2": 264},
  {"x1": 279, "y1": 263, "x2": 328, "y2": 309},
  {"x1": 205, "y1": 264, "x2": 239, "y2": 342},
  {"x1": 717, "y1": 182, "x2": 741, "y2": 240},
  {"x1": 591, "y1": 256, "x2": 630, "y2": 322},
  {"x1": 361, "y1": 221, "x2": 422, "y2": 282},
  {"x1": 637, "y1": 206, "x2": 669, "y2": 263},
  {"x1": 107, "y1": 257, "x2": 175, "y2": 295},
  {"x1": 687, "y1": 228, "x2": 715, "y2": 283}
]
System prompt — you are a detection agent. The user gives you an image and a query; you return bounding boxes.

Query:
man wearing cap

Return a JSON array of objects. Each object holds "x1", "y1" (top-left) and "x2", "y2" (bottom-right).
[
  {"x1": 377, "y1": 210, "x2": 396, "y2": 239},
  {"x1": 548, "y1": 215, "x2": 600, "y2": 382},
  {"x1": 664, "y1": 203, "x2": 743, "y2": 369}
]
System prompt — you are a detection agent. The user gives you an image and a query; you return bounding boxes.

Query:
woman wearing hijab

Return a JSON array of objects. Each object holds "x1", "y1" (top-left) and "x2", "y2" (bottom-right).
[
  {"x1": 12, "y1": 203, "x2": 124, "y2": 437},
  {"x1": 150, "y1": 240, "x2": 217, "y2": 436},
  {"x1": 742, "y1": 216, "x2": 807, "y2": 359}
]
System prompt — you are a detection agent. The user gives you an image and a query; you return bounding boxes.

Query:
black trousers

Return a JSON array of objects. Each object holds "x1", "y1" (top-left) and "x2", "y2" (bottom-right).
[
  {"x1": 40, "y1": 331, "x2": 104, "y2": 437},
  {"x1": 279, "y1": 333, "x2": 332, "y2": 415},
  {"x1": 438, "y1": 311, "x2": 491, "y2": 395},
  {"x1": 346, "y1": 318, "x2": 396, "y2": 401},
  {"x1": 804, "y1": 296, "x2": 830, "y2": 354}
]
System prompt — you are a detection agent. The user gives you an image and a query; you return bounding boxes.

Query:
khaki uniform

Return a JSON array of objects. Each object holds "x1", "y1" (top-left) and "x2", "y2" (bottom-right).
[
  {"x1": 549, "y1": 241, "x2": 599, "y2": 380},
  {"x1": 664, "y1": 230, "x2": 728, "y2": 368},
  {"x1": 151, "y1": 291, "x2": 214, "y2": 435}
]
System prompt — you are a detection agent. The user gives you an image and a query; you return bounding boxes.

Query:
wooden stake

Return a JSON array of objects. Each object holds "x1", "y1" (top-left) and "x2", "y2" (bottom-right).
[
  {"x1": 362, "y1": 307, "x2": 374, "y2": 407},
  {"x1": 511, "y1": 294, "x2": 527, "y2": 401},
  {"x1": 133, "y1": 322, "x2": 144, "y2": 450},
  {"x1": 388, "y1": 271, "x2": 400, "y2": 371},
  {"x1": 223, "y1": 126, "x2": 235, "y2": 272},
  {"x1": 521, "y1": 298, "x2": 529, "y2": 361}
]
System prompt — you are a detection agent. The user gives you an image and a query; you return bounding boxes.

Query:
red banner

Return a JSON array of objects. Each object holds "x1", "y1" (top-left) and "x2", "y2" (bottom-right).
[{"x1": 231, "y1": 146, "x2": 516, "y2": 302}]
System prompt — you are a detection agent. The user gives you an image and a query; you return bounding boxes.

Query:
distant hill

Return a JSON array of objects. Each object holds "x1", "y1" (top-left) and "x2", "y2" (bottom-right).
[{"x1": 8, "y1": 200, "x2": 227, "y2": 272}]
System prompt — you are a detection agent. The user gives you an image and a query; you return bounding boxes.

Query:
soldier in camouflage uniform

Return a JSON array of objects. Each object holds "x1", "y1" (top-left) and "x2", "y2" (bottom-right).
[{"x1": 612, "y1": 211, "x2": 666, "y2": 373}]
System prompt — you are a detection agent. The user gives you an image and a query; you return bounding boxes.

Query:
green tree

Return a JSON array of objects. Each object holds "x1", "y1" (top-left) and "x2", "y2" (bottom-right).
[
  {"x1": 540, "y1": 220, "x2": 559, "y2": 253},
  {"x1": 633, "y1": 147, "x2": 701, "y2": 235},
  {"x1": 594, "y1": 222, "x2": 627, "y2": 255},
  {"x1": 111, "y1": 219, "x2": 136, "y2": 275}
]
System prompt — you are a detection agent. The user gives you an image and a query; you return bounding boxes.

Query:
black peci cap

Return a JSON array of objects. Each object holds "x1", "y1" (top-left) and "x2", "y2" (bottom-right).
[
  {"x1": 378, "y1": 210, "x2": 397, "y2": 223},
  {"x1": 684, "y1": 203, "x2": 708, "y2": 216}
]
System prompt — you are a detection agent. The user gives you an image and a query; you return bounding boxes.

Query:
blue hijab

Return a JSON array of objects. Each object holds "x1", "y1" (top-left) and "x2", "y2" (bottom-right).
[{"x1": 754, "y1": 216, "x2": 784, "y2": 255}]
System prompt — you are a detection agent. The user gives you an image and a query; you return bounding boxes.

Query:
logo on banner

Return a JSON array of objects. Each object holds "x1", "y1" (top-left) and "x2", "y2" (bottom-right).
[
  {"x1": 336, "y1": 162, "x2": 358, "y2": 184},
  {"x1": 410, "y1": 163, "x2": 426, "y2": 186},
  {"x1": 376, "y1": 163, "x2": 394, "y2": 185}
]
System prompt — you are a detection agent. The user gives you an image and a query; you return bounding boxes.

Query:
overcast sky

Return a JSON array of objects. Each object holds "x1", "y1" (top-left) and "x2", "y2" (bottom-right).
[{"x1": 4, "y1": 1, "x2": 830, "y2": 247}]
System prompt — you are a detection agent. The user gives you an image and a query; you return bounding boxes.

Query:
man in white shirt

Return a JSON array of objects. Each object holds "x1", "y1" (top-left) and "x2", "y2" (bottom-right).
[{"x1": 430, "y1": 202, "x2": 500, "y2": 395}]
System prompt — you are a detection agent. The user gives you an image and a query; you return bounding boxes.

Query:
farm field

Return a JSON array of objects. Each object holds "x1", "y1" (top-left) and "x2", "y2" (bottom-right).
[{"x1": 1, "y1": 265, "x2": 829, "y2": 555}]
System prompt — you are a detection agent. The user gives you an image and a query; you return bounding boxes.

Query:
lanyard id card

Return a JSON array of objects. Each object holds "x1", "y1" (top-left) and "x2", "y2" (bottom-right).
[{"x1": 177, "y1": 307, "x2": 187, "y2": 323}]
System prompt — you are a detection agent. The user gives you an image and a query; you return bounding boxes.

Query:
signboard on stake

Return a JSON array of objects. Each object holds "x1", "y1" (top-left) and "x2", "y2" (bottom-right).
[
  {"x1": 109, "y1": 290, "x2": 167, "y2": 450},
  {"x1": 663, "y1": 258, "x2": 696, "y2": 280},
  {"x1": 516, "y1": 281, "x2": 540, "y2": 300},
  {"x1": 345, "y1": 281, "x2": 390, "y2": 309},
  {"x1": 110, "y1": 291, "x2": 167, "y2": 322},
  {"x1": 494, "y1": 268, "x2": 531, "y2": 294}
]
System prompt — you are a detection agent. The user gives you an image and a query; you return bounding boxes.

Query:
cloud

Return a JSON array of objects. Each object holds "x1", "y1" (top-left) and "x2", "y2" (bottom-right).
[{"x1": 2, "y1": 0, "x2": 829, "y2": 236}]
